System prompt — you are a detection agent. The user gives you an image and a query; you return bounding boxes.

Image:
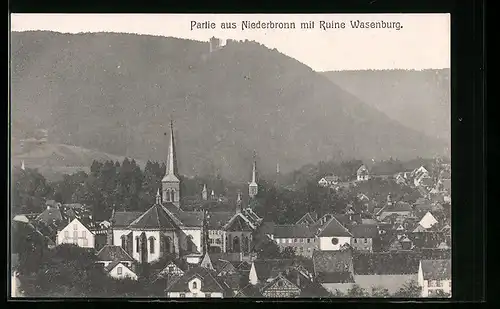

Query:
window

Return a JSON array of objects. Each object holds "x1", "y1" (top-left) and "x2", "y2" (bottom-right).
[
  {"x1": 364, "y1": 238, "x2": 368, "y2": 244},
  {"x1": 307, "y1": 238, "x2": 311, "y2": 244},
  {"x1": 117, "y1": 267, "x2": 123, "y2": 275},
  {"x1": 301, "y1": 238, "x2": 304, "y2": 243},
  {"x1": 277, "y1": 281, "x2": 283, "y2": 287},
  {"x1": 136, "y1": 237, "x2": 140, "y2": 253},
  {"x1": 166, "y1": 190, "x2": 170, "y2": 201},
  {"x1": 73, "y1": 231, "x2": 78, "y2": 239},
  {"x1": 179, "y1": 293, "x2": 186, "y2": 298},
  {"x1": 205, "y1": 293, "x2": 211, "y2": 298},
  {"x1": 448, "y1": 281, "x2": 451, "y2": 288},
  {"x1": 82, "y1": 231, "x2": 86, "y2": 238},
  {"x1": 354, "y1": 239, "x2": 357, "y2": 244},
  {"x1": 294, "y1": 238, "x2": 298, "y2": 243},
  {"x1": 168, "y1": 266, "x2": 174, "y2": 272},
  {"x1": 429, "y1": 280, "x2": 436, "y2": 287},
  {"x1": 331, "y1": 237, "x2": 339, "y2": 245},
  {"x1": 83, "y1": 239, "x2": 88, "y2": 246},
  {"x1": 64, "y1": 231, "x2": 69, "y2": 238},
  {"x1": 121, "y1": 236, "x2": 126, "y2": 249},
  {"x1": 192, "y1": 281, "x2": 197, "y2": 289},
  {"x1": 73, "y1": 224, "x2": 78, "y2": 230},
  {"x1": 288, "y1": 239, "x2": 292, "y2": 244},
  {"x1": 436, "y1": 280, "x2": 442, "y2": 287}
]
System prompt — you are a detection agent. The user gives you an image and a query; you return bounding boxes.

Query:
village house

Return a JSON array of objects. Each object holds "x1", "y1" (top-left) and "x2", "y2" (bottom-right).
[
  {"x1": 165, "y1": 266, "x2": 232, "y2": 298},
  {"x1": 248, "y1": 259, "x2": 314, "y2": 286},
  {"x1": 104, "y1": 260, "x2": 138, "y2": 280},
  {"x1": 56, "y1": 218, "x2": 95, "y2": 249},
  {"x1": 356, "y1": 165, "x2": 370, "y2": 181},
  {"x1": 376, "y1": 198, "x2": 413, "y2": 221},
  {"x1": 312, "y1": 250, "x2": 355, "y2": 294},
  {"x1": 318, "y1": 175, "x2": 339, "y2": 187},
  {"x1": 353, "y1": 251, "x2": 420, "y2": 295},
  {"x1": 95, "y1": 245, "x2": 135, "y2": 269},
  {"x1": 316, "y1": 216, "x2": 353, "y2": 251},
  {"x1": 296, "y1": 213, "x2": 316, "y2": 226},
  {"x1": 417, "y1": 212, "x2": 438, "y2": 230},
  {"x1": 418, "y1": 259, "x2": 451, "y2": 297},
  {"x1": 349, "y1": 224, "x2": 378, "y2": 252},
  {"x1": 271, "y1": 224, "x2": 318, "y2": 257},
  {"x1": 260, "y1": 274, "x2": 302, "y2": 297}
]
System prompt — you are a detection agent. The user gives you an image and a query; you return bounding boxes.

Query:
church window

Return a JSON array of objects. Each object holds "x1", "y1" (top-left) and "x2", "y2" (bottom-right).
[
  {"x1": 149, "y1": 237, "x2": 156, "y2": 254},
  {"x1": 171, "y1": 190, "x2": 175, "y2": 202},
  {"x1": 166, "y1": 190, "x2": 171, "y2": 201},
  {"x1": 117, "y1": 267, "x2": 122, "y2": 275},
  {"x1": 136, "y1": 237, "x2": 140, "y2": 253},
  {"x1": 192, "y1": 281, "x2": 197, "y2": 289}
]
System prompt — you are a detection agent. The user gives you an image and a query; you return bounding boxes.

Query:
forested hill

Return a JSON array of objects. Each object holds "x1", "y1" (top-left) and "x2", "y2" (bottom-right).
[
  {"x1": 11, "y1": 31, "x2": 447, "y2": 182},
  {"x1": 321, "y1": 69, "x2": 450, "y2": 146}
]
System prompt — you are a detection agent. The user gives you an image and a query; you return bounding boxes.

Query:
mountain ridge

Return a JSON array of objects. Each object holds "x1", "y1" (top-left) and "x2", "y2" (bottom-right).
[{"x1": 11, "y1": 31, "x2": 447, "y2": 182}]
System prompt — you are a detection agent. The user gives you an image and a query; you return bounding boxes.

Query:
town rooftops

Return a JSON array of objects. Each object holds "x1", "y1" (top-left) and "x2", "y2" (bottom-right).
[
  {"x1": 206, "y1": 212, "x2": 234, "y2": 230},
  {"x1": 104, "y1": 260, "x2": 135, "y2": 274},
  {"x1": 166, "y1": 266, "x2": 231, "y2": 293},
  {"x1": 163, "y1": 202, "x2": 204, "y2": 227},
  {"x1": 296, "y1": 213, "x2": 316, "y2": 225},
  {"x1": 353, "y1": 252, "x2": 420, "y2": 275},
  {"x1": 420, "y1": 259, "x2": 451, "y2": 280},
  {"x1": 112, "y1": 212, "x2": 142, "y2": 228},
  {"x1": 36, "y1": 207, "x2": 63, "y2": 225},
  {"x1": 312, "y1": 250, "x2": 354, "y2": 283},
  {"x1": 128, "y1": 204, "x2": 180, "y2": 230},
  {"x1": 273, "y1": 224, "x2": 316, "y2": 238},
  {"x1": 96, "y1": 245, "x2": 134, "y2": 262},
  {"x1": 317, "y1": 216, "x2": 352, "y2": 237},
  {"x1": 349, "y1": 224, "x2": 379, "y2": 238}
]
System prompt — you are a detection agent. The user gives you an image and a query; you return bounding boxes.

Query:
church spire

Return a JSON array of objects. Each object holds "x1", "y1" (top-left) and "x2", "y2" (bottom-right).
[
  {"x1": 162, "y1": 119, "x2": 181, "y2": 208},
  {"x1": 156, "y1": 188, "x2": 162, "y2": 204},
  {"x1": 21, "y1": 160, "x2": 25, "y2": 171},
  {"x1": 202, "y1": 184, "x2": 208, "y2": 201},
  {"x1": 249, "y1": 152, "x2": 258, "y2": 199}
]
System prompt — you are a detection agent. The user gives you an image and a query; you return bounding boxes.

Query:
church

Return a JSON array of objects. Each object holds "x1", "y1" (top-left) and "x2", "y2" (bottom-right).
[{"x1": 107, "y1": 121, "x2": 261, "y2": 265}]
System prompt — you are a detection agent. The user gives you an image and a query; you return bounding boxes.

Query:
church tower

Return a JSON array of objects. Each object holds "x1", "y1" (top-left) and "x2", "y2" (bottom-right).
[
  {"x1": 202, "y1": 184, "x2": 208, "y2": 201},
  {"x1": 162, "y1": 120, "x2": 181, "y2": 208},
  {"x1": 249, "y1": 154, "x2": 258, "y2": 199}
]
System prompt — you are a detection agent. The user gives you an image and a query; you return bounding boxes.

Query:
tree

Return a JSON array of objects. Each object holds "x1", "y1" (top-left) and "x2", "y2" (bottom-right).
[
  {"x1": 393, "y1": 280, "x2": 422, "y2": 297},
  {"x1": 257, "y1": 239, "x2": 282, "y2": 259},
  {"x1": 330, "y1": 289, "x2": 345, "y2": 297},
  {"x1": 371, "y1": 286, "x2": 390, "y2": 297},
  {"x1": 347, "y1": 284, "x2": 368, "y2": 297},
  {"x1": 431, "y1": 289, "x2": 451, "y2": 298},
  {"x1": 280, "y1": 247, "x2": 296, "y2": 259}
]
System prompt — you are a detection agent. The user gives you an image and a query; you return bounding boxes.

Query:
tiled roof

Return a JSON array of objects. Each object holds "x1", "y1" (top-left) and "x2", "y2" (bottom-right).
[
  {"x1": 313, "y1": 250, "x2": 353, "y2": 274},
  {"x1": 421, "y1": 259, "x2": 451, "y2": 280},
  {"x1": 349, "y1": 224, "x2": 379, "y2": 238},
  {"x1": 235, "y1": 283, "x2": 263, "y2": 297},
  {"x1": 112, "y1": 212, "x2": 142, "y2": 228},
  {"x1": 206, "y1": 212, "x2": 233, "y2": 230},
  {"x1": 166, "y1": 266, "x2": 231, "y2": 293},
  {"x1": 163, "y1": 203, "x2": 204, "y2": 227},
  {"x1": 36, "y1": 207, "x2": 63, "y2": 225},
  {"x1": 273, "y1": 224, "x2": 315, "y2": 238},
  {"x1": 317, "y1": 217, "x2": 352, "y2": 237},
  {"x1": 128, "y1": 204, "x2": 180, "y2": 230},
  {"x1": 353, "y1": 252, "x2": 420, "y2": 275},
  {"x1": 224, "y1": 213, "x2": 255, "y2": 232},
  {"x1": 96, "y1": 245, "x2": 134, "y2": 262},
  {"x1": 296, "y1": 213, "x2": 316, "y2": 225},
  {"x1": 104, "y1": 260, "x2": 134, "y2": 273},
  {"x1": 252, "y1": 259, "x2": 296, "y2": 281}
]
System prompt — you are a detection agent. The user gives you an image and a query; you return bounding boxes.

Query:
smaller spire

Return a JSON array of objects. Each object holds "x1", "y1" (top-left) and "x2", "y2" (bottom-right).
[
  {"x1": 21, "y1": 160, "x2": 25, "y2": 171},
  {"x1": 200, "y1": 252, "x2": 214, "y2": 270},
  {"x1": 156, "y1": 188, "x2": 162, "y2": 204}
]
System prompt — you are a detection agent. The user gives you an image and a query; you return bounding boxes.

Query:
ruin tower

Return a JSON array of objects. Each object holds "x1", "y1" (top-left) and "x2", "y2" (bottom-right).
[{"x1": 162, "y1": 120, "x2": 181, "y2": 208}]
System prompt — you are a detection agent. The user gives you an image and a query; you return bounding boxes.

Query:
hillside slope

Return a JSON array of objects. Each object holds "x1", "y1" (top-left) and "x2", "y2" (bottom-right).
[
  {"x1": 321, "y1": 69, "x2": 450, "y2": 145},
  {"x1": 11, "y1": 31, "x2": 447, "y2": 181}
]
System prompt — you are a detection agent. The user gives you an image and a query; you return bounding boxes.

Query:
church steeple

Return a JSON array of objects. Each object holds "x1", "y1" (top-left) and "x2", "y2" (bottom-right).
[
  {"x1": 249, "y1": 152, "x2": 258, "y2": 199},
  {"x1": 202, "y1": 184, "x2": 208, "y2": 201},
  {"x1": 162, "y1": 119, "x2": 181, "y2": 208},
  {"x1": 156, "y1": 188, "x2": 162, "y2": 205}
]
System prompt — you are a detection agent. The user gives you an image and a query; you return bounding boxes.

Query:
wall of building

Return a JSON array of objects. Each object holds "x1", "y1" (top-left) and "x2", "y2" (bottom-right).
[
  {"x1": 109, "y1": 264, "x2": 138, "y2": 280},
  {"x1": 208, "y1": 229, "x2": 225, "y2": 252},
  {"x1": 180, "y1": 228, "x2": 203, "y2": 255},
  {"x1": 131, "y1": 230, "x2": 161, "y2": 263},
  {"x1": 112, "y1": 229, "x2": 131, "y2": 247},
  {"x1": 319, "y1": 236, "x2": 351, "y2": 251},
  {"x1": 351, "y1": 238, "x2": 373, "y2": 252},
  {"x1": 226, "y1": 231, "x2": 253, "y2": 253},
  {"x1": 275, "y1": 237, "x2": 318, "y2": 257},
  {"x1": 57, "y1": 221, "x2": 95, "y2": 249},
  {"x1": 354, "y1": 274, "x2": 418, "y2": 295},
  {"x1": 421, "y1": 279, "x2": 451, "y2": 297}
]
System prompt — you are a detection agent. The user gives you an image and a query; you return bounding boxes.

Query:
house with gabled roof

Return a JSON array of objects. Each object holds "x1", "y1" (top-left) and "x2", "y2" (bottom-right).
[
  {"x1": 316, "y1": 216, "x2": 352, "y2": 251},
  {"x1": 56, "y1": 218, "x2": 95, "y2": 249},
  {"x1": 356, "y1": 165, "x2": 370, "y2": 181},
  {"x1": 349, "y1": 224, "x2": 379, "y2": 252},
  {"x1": 418, "y1": 259, "x2": 451, "y2": 297},
  {"x1": 104, "y1": 260, "x2": 138, "y2": 281},
  {"x1": 165, "y1": 266, "x2": 232, "y2": 298},
  {"x1": 312, "y1": 250, "x2": 355, "y2": 294},
  {"x1": 318, "y1": 175, "x2": 339, "y2": 187},
  {"x1": 96, "y1": 245, "x2": 134, "y2": 269},
  {"x1": 260, "y1": 273, "x2": 301, "y2": 298},
  {"x1": 272, "y1": 224, "x2": 318, "y2": 257}
]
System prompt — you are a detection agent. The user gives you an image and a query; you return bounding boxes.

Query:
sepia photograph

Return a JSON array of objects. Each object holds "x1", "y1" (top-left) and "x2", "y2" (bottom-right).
[{"x1": 10, "y1": 13, "x2": 451, "y2": 299}]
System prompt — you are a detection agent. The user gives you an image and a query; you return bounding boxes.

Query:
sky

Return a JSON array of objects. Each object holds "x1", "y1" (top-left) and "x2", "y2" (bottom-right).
[{"x1": 10, "y1": 13, "x2": 450, "y2": 71}]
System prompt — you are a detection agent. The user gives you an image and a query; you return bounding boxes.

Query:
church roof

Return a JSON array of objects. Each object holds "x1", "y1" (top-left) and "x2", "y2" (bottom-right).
[
  {"x1": 200, "y1": 253, "x2": 215, "y2": 270},
  {"x1": 162, "y1": 203, "x2": 204, "y2": 227},
  {"x1": 96, "y1": 245, "x2": 134, "y2": 262},
  {"x1": 317, "y1": 216, "x2": 352, "y2": 237},
  {"x1": 128, "y1": 203, "x2": 180, "y2": 230},
  {"x1": 112, "y1": 212, "x2": 142, "y2": 228},
  {"x1": 207, "y1": 212, "x2": 234, "y2": 230},
  {"x1": 224, "y1": 213, "x2": 255, "y2": 232}
]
